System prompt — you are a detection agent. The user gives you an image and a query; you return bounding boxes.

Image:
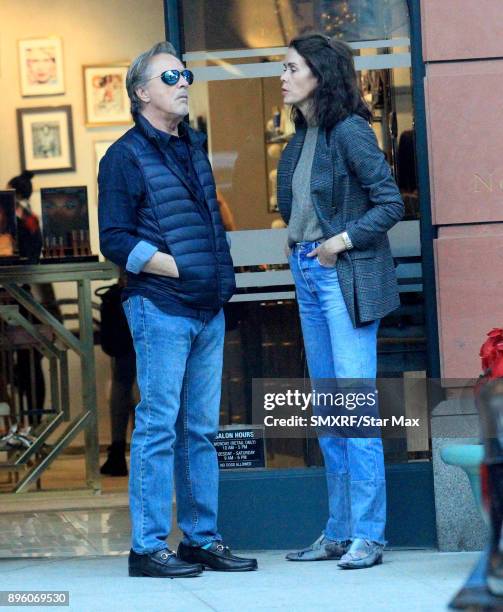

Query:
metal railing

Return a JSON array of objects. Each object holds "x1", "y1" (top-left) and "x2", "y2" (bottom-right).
[{"x1": 0, "y1": 261, "x2": 118, "y2": 493}]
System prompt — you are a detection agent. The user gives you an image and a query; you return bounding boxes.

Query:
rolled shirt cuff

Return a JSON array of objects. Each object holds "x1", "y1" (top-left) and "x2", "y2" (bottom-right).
[{"x1": 126, "y1": 240, "x2": 158, "y2": 274}]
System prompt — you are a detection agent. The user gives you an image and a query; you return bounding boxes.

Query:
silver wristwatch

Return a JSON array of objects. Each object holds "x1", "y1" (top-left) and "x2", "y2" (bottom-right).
[{"x1": 341, "y1": 231, "x2": 353, "y2": 250}]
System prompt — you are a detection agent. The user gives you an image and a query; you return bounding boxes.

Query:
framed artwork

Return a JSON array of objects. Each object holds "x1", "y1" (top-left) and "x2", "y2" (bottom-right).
[
  {"x1": 18, "y1": 37, "x2": 64, "y2": 96},
  {"x1": 41, "y1": 186, "x2": 91, "y2": 257},
  {"x1": 94, "y1": 139, "x2": 115, "y2": 177},
  {"x1": 83, "y1": 64, "x2": 131, "y2": 126},
  {"x1": 17, "y1": 106, "x2": 76, "y2": 174},
  {"x1": 0, "y1": 191, "x2": 18, "y2": 258}
]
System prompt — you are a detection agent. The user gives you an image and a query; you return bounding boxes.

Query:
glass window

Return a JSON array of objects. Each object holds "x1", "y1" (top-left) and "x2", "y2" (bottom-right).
[
  {"x1": 182, "y1": 0, "x2": 410, "y2": 52},
  {"x1": 182, "y1": 1, "x2": 428, "y2": 468}
]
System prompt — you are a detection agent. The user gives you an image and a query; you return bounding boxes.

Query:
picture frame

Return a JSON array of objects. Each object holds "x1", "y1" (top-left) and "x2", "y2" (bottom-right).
[
  {"x1": 18, "y1": 37, "x2": 64, "y2": 96},
  {"x1": 94, "y1": 139, "x2": 115, "y2": 178},
  {"x1": 83, "y1": 64, "x2": 131, "y2": 126},
  {"x1": 17, "y1": 105, "x2": 76, "y2": 174},
  {"x1": 0, "y1": 190, "x2": 18, "y2": 259},
  {"x1": 41, "y1": 186, "x2": 91, "y2": 258}
]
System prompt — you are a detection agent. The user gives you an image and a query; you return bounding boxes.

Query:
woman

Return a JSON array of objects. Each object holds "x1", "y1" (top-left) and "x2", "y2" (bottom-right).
[
  {"x1": 277, "y1": 34, "x2": 404, "y2": 569},
  {"x1": 7, "y1": 171, "x2": 42, "y2": 263},
  {"x1": 4, "y1": 172, "x2": 44, "y2": 423},
  {"x1": 7, "y1": 171, "x2": 61, "y2": 424}
]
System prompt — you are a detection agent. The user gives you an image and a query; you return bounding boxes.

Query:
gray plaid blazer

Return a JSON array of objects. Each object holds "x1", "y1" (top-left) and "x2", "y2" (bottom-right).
[{"x1": 277, "y1": 114, "x2": 404, "y2": 327}]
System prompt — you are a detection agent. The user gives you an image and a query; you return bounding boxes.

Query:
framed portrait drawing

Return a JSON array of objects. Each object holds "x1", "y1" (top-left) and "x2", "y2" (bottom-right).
[
  {"x1": 18, "y1": 37, "x2": 64, "y2": 96},
  {"x1": 17, "y1": 106, "x2": 76, "y2": 174},
  {"x1": 83, "y1": 64, "x2": 131, "y2": 126}
]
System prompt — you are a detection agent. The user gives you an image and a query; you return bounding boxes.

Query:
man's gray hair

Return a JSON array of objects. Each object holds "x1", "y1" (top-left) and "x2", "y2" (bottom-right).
[{"x1": 126, "y1": 41, "x2": 178, "y2": 115}]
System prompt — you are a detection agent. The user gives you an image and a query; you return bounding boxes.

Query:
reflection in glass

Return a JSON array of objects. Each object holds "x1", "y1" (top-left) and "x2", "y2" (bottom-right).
[
  {"x1": 188, "y1": 62, "x2": 418, "y2": 229},
  {"x1": 189, "y1": 75, "x2": 289, "y2": 229},
  {"x1": 182, "y1": 0, "x2": 410, "y2": 52}
]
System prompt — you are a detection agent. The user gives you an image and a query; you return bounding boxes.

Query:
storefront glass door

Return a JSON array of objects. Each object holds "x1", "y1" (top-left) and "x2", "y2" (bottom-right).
[{"x1": 179, "y1": 0, "x2": 427, "y2": 469}]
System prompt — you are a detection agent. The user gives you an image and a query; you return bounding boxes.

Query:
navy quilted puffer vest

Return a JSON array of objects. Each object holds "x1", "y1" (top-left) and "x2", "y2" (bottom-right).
[{"x1": 119, "y1": 114, "x2": 235, "y2": 309}]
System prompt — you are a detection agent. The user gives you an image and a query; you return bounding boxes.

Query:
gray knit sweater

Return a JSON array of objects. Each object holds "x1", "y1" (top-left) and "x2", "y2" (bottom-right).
[{"x1": 287, "y1": 126, "x2": 323, "y2": 245}]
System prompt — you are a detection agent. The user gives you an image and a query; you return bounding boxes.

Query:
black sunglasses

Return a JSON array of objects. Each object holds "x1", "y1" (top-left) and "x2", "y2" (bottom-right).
[{"x1": 148, "y1": 69, "x2": 194, "y2": 86}]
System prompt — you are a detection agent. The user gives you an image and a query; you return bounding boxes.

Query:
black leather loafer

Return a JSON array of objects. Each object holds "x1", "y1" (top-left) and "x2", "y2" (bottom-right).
[
  {"x1": 128, "y1": 548, "x2": 203, "y2": 578},
  {"x1": 177, "y1": 541, "x2": 258, "y2": 572}
]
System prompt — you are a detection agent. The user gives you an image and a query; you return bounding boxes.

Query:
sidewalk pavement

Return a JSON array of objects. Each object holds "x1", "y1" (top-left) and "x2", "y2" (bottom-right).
[{"x1": 0, "y1": 549, "x2": 479, "y2": 612}]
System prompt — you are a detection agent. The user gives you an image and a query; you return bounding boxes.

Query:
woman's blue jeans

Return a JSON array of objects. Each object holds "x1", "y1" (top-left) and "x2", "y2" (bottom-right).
[
  {"x1": 123, "y1": 295, "x2": 224, "y2": 554},
  {"x1": 290, "y1": 242, "x2": 386, "y2": 545}
]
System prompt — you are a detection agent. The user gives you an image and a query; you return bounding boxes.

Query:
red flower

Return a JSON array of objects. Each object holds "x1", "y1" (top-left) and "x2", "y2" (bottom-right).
[{"x1": 479, "y1": 328, "x2": 503, "y2": 379}]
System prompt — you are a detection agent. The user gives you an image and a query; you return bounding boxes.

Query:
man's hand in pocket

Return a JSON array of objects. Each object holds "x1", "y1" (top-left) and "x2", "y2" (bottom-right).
[{"x1": 143, "y1": 252, "x2": 179, "y2": 278}]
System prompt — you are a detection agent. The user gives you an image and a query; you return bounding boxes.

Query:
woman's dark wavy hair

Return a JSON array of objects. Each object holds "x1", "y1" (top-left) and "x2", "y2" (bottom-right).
[{"x1": 289, "y1": 33, "x2": 371, "y2": 130}]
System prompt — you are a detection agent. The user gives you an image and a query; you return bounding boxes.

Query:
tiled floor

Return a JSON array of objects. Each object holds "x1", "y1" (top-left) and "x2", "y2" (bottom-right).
[
  {"x1": 0, "y1": 453, "x2": 129, "y2": 494},
  {"x1": 0, "y1": 508, "x2": 185, "y2": 558},
  {"x1": 0, "y1": 510, "x2": 125, "y2": 558}
]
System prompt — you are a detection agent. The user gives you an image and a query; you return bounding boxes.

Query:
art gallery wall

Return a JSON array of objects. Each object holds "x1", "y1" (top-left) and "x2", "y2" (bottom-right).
[
  {"x1": 0, "y1": 0, "x2": 165, "y2": 250},
  {"x1": 0, "y1": 0, "x2": 165, "y2": 446}
]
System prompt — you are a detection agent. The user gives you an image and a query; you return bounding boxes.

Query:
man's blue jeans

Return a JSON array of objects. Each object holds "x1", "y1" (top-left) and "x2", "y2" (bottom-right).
[
  {"x1": 123, "y1": 295, "x2": 224, "y2": 554},
  {"x1": 290, "y1": 242, "x2": 386, "y2": 545}
]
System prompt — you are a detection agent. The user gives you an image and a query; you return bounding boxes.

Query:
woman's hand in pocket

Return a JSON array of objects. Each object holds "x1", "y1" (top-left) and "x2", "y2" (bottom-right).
[{"x1": 307, "y1": 236, "x2": 344, "y2": 268}]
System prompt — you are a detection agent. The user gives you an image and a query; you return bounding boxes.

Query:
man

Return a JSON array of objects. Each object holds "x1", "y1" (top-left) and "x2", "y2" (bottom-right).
[{"x1": 98, "y1": 41, "x2": 257, "y2": 578}]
